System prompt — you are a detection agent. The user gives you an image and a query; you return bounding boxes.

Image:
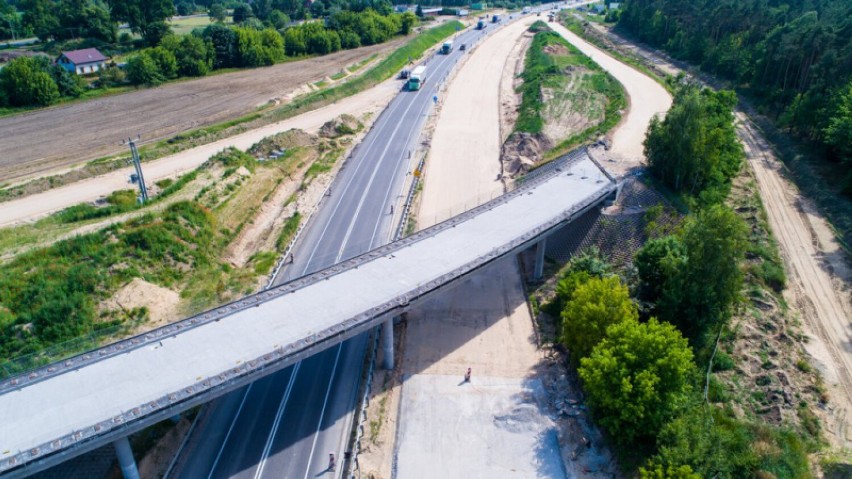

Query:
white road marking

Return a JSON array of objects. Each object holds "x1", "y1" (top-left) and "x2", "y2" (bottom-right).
[
  {"x1": 253, "y1": 362, "x2": 301, "y2": 479},
  {"x1": 303, "y1": 344, "x2": 344, "y2": 479},
  {"x1": 207, "y1": 382, "x2": 255, "y2": 479}
]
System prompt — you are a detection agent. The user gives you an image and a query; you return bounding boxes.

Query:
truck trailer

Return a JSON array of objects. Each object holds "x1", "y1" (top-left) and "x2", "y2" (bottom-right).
[
  {"x1": 408, "y1": 65, "x2": 426, "y2": 91},
  {"x1": 441, "y1": 41, "x2": 453, "y2": 54},
  {"x1": 476, "y1": 20, "x2": 487, "y2": 29}
]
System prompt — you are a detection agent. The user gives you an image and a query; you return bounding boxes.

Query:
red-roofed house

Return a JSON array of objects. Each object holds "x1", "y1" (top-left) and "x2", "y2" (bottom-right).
[{"x1": 56, "y1": 48, "x2": 108, "y2": 75}]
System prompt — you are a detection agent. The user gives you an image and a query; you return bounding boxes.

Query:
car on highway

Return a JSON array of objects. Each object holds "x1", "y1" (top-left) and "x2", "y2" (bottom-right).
[{"x1": 459, "y1": 44, "x2": 466, "y2": 51}]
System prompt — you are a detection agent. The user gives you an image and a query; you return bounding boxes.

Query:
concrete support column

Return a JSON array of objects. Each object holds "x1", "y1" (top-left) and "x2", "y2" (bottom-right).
[
  {"x1": 533, "y1": 238, "x2": 547, "y2": 281},
  {"x1": 113, "y1": 436, "x2": 140, "y2": 479},
  {"x1": 382, "y1": 318, "x2": 394, "y2": 370}
]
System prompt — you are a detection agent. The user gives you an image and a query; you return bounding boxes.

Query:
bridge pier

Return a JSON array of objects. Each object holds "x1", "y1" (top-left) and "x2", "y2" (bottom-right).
[
  {"x1": 113, "y1": 437, "x2": 140, "y2": 479},
  {"x1": 533, "y1": 238, "x2": 547, "y2": 280},
  {"x1": 382, "y1": 318, "x2": 395, "y2": 370}
]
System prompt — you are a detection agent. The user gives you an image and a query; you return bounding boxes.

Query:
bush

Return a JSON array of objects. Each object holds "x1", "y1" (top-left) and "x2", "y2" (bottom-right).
[
  {"x1": 0, "y1": 57, "x2": 60, "y2": 107},
  {"x1": 126, "y1": 52, "x2": 164, "y2": 85},
  {"x1": 97, "y1": 66, "x2": 127, "y2": 87},
  {"x1": 654, "y1": 406, "x2": 813, "y2": 479},
  {"x1": 561, "y1": 275, "x2": 638, "y2": 361},
  {"x1": 149, "y1": 47, "x2": 179, "y2": 79}
]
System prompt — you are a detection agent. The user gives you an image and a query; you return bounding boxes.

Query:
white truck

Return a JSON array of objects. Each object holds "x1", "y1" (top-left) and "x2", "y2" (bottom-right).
[
  {"x1": 522, "y1": 6, "x2": 531, "y2": 14},
  {"x1": 408, "y1": 65, "x2": 426, "y2": 91},
  {"x1": 441, "y1": 41, "x2": 453, "y2": 54}
]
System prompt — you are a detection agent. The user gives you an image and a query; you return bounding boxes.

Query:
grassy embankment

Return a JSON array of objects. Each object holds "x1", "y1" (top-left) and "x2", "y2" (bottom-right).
[
  {"x1": 0, "y1": 128, "x2": 351, "y2": 377},
  {"x1": 514, "y1": 22, "x2": 625, "y2": 162}
]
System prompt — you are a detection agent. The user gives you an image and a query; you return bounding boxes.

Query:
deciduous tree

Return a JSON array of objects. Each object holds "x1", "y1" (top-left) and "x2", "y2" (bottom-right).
[
  {"x1": 561, "y1": 275, "x2": 637, "y2": 361},
  {"x1": 579, "y1": 318, "x2": 695, "y2": 444},
  {"x1": 107, "y1": 0, "x2": 175, "y2": 44}
]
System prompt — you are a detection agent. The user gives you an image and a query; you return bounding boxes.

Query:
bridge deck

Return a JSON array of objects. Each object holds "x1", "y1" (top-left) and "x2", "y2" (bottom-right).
[{"x1": 0, "y1": 153, "x2": 614, "y2": 473}]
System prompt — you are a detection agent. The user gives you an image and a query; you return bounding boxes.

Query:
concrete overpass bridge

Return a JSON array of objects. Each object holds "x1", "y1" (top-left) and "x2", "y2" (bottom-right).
[{"x1": 0, "y1": 149, "x2": 615, "y2": 478}]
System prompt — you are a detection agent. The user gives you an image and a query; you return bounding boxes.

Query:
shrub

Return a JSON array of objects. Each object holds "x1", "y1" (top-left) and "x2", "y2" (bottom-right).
[
  {"x1": 126, "y1": 52, "x2": 164, "y2": 85},
  {"x1": 0, "y1": 57, "x2": 60, "y2": 106},
  {"x1": 579, "y1": 318, "x2": 695, "y2": 445},
  {"x1": 561, "y1": 275, "x2": 638, "y2": 361}
]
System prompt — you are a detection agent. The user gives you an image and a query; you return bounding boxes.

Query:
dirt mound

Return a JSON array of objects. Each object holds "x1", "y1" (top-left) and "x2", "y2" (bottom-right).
[
  {"x1": 248, "y1": 129, "x2": 315, "y2": 158},
  {"x1": 101, "y1": 278, "x2": 181, "y2": 326},
  {"x1": 543, "y1": 43, "x2": 569, "y2": 55},
  {"x1": 500, "y1": 132, "x2": 551, "y2": 177},
  {"x1": 318, "y1": 114, "x2": 363, "y2": 138}
]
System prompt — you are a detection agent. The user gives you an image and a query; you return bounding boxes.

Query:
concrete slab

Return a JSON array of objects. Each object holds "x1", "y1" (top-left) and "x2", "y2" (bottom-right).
[{"x1": 395, "y1": 375, "x2": 566, "y2": 479}]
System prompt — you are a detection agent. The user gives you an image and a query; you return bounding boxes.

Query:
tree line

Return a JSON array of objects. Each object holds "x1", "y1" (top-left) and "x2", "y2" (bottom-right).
[
  {"x1": 547, "y1": 84, "x2": 813, "y2": 476},
  {"x1": 617, "y1": 0, "x2": 852, "y2": 194},
  {"x1": 0, "y1": 7, "x2": 415, "y2": 106}
]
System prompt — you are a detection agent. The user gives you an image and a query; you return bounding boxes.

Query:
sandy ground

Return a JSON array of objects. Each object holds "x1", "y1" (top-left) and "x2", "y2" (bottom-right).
[
  {"x1": 738, "y1": 116, "x2": 852, "y2": 446},
  {"x1": 499, "y1": 31, "x2": 532, "y2": 145},
  {"x1": 547, "y1": 22, "x2": 671, "y2": 176},
  {"x1": 101, "y1": 278, "x2": 182, "y2": 327},
  {"x1": 0, "y1": 78, "x2": 401, "y2": 227},
  {"x1": 418, "y1": 18, "x2": 536, "y2": 228},
  {"x1": 0, "y1": 40, "x2": 403, "y2": 183},
  {"x1": 397, "y1": 259, "x2": 561, "y2": 478}
]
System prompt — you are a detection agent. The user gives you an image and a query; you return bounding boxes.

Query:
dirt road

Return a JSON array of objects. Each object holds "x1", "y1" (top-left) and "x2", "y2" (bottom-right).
[
  {"x1": 0, "y1": 78, "x2": 400, "y2": 226},
  {"x1": 418, "y1": 18, "x2": 536, "y2": 227},
  {"x1": 0, "y1": 40, "x2": 403, "y2": 183},
  {"x1": 548, "y1": 22, "x2": 671, "y2": 176},
  {"x1": 739, "y1": 116, "x2": 852, "y2": 444}
]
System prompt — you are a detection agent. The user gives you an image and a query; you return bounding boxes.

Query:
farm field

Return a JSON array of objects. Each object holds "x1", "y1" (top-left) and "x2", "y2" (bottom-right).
[{"x1": 0, "y1": 39, "x2": 403, "y2": 183}]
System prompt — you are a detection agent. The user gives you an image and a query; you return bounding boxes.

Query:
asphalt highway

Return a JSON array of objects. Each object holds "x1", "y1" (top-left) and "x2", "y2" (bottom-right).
[{"x1": 170, "y1": 24, "x2": 485, "y2": 479}]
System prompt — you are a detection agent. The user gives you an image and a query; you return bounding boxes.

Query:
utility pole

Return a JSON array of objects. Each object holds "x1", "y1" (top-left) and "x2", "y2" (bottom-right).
[{"x1": 125, "y1": 136, "x2": 149, "y2": 203}]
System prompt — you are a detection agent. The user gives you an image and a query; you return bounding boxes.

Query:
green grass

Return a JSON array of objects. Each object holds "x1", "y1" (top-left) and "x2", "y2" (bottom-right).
[
  {"x1": 52, "y1": 170, "x2": 198, "y2": 224},
  {"x1": 516, "y1": 26, "x2": 626, "y2": 162},
  {"x1": 276, "y1": 212, "x2": 302, "y2": 251},
  {"x1": 249, "y1": 251, "x2": 279, "y2": 275},
  {"x1": 348, "y1": 54, "x2": 378, "y2": 72},
  {"x1": 0, "y1": 201, "x2": 216, "y2": 374},
  {"x1": 168, "y1": 16, "x2": 216, "y2": 35},
  {"x1": 330, "y1": 71, "x2": 348, "y2": 81}
]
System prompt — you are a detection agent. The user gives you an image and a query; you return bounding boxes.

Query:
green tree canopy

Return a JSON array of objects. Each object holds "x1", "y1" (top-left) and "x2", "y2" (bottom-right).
[
  {"x1": 644, "y1": 85, "x2": 743, "y2": 203},
  {"x1": 561, "y1": 275, "x2": 637, "y2": 361},
  {"x1": 208, "y1": 2, "x2": 227, "y2": 23},
  {"x1": 639, "y1": 462, "x2": 700, "y2": 479},
  {"x1": 0, "y1": 56, "x2": 60, "y2": 106},
  {"x1": 634, "y1": 235, "x2": 686, "y2": 306},
  {"x1": 824, "y1": 80, "x2": 852, "y2": 165},
  {"x1": 107, "y1": 0, "x2": 175, "y2": 44},
  {"x1": 20, "y1": 0, "x2": 59, "y2": 40},
  {"x1": 579, "y1": 318, "x2": 695, "y2": 444},
  {"x1": 663, "y1": 205, "x2": 746, "y2": 340},
  {"x1": 126, "y1": 52, "x2": 164, "y2": 85}
]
